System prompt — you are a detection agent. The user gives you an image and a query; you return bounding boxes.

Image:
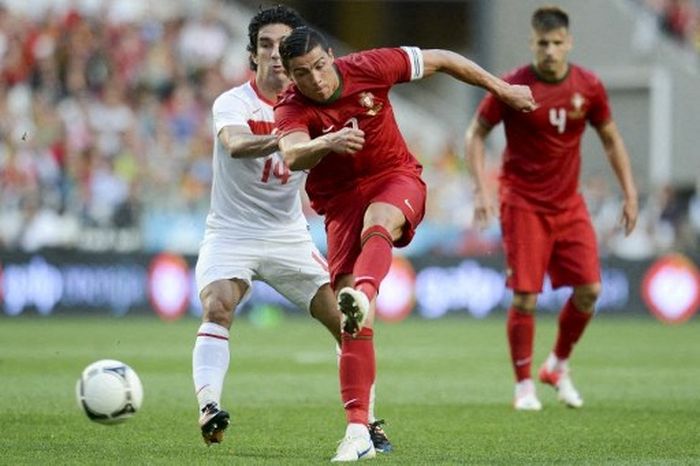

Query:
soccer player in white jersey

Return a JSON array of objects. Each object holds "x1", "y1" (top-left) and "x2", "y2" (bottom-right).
[{"x1": 191, "y1": 6, "x2": 392, "y2": 452}]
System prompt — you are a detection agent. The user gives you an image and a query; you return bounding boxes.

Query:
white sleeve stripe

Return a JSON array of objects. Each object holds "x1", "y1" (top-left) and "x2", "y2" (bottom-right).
[{"x1": 400, "y1": 46, "x2": 424, "y2": 81}]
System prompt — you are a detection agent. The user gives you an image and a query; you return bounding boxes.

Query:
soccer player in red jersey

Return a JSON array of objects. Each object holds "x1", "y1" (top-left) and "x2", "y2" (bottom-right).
[
  {"x1": 465, "y1": 6, "x2": 639, "y2": 411},
  {"x1": 274, "y1": 26, "x2": 536, "y2": 461}
]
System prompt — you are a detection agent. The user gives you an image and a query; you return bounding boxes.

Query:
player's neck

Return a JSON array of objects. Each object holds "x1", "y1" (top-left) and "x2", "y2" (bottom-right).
[
  {"x1": 255, "y1": 73, "x2": 290, "y2": 103},
  {"x1": 321, "y1": 66, "x2": 343, "y2": 104},
  {"x1": 532, "y1": 62, "x2": 570, "y2": 83}
]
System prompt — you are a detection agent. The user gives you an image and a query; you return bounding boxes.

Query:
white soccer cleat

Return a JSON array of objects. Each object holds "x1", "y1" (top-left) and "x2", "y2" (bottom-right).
[
  {"x1": 513, "y1": 379, "x2": 542, "y2": 411},
  {"x1": 337, "y1": 288, "x2": 370, "y2": 337},
  {"x1": 331, "y1": 433, "x2": 376, "y2": 462},
  {"x1": 539, "y1": 363, "x2": 584, "y2": 408}
]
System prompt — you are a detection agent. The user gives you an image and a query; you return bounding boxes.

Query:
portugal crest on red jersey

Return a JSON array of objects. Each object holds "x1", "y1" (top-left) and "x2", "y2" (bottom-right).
[
  {"x1": 567, "y1": 92, "x2": 586, "y2": 119},
  {"x1": 359, "y1": 92, "x2": 383, "y2": 116}
]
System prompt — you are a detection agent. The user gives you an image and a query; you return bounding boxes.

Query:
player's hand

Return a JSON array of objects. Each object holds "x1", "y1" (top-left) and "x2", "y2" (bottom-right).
[
  {"x1": 501, "y1": 84, "x2": 537, "y2": 112},
  {"x1": 473, "y1": 190, "x2": 497, "y2": 229},
  {"x1": 324, "y1": 127, "x2": 365, "y2": 154},
  {"x1": 620, "y1": 197, "x2": 638, "y2": 236}
]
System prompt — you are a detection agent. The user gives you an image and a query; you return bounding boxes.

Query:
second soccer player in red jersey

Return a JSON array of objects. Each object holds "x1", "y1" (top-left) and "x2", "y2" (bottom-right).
[
  {"x1": 274, "y1": 26, "x2": 536, "y2": 461},
  {"x1": 465, "y1": 6, "x2": 639, "y2": 411}
]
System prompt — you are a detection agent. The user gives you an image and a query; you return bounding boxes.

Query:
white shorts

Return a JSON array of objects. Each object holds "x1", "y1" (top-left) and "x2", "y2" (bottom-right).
[{"x1": 195, "y1": 232, "x2": 330, "y2": 313}]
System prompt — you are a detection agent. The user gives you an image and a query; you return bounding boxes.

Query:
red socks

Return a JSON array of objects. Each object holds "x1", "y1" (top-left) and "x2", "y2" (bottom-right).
[
  {"x1": 339, "y1": 225, "x2": 390, "y2": 422},
  {"x1": 339, "y1": 327, "x2": 375, "y2": 425},
  {"x1": 353, "y1": 226, "x2": 393, "y2": 302},
  {"x1": 507, "y1": 307, "x2": 535, "y2": 382},
  {"x1": 554, "y1": 298, "x2": 593, "y2": 360}
]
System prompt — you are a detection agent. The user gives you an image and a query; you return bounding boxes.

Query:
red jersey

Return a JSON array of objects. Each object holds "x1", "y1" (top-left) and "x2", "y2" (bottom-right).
[
  {"x1": 477, "y1": 64, "x2": 611, "y2": 212},
  {"x1": 274, "y1": 47, "x2": 424, "y2": 214}
]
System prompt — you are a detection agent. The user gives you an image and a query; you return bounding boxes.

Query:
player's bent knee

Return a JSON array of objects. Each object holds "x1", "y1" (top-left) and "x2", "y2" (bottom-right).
[
  {"x1": 512, "y1": 293, "x2": 538, "y2": 312},
  {"x1": 202, "y1": 294, "x2": 236, "y2": 327},
  {"x1": 573, "y1": 283, "x2": 601, "y2": 311}
]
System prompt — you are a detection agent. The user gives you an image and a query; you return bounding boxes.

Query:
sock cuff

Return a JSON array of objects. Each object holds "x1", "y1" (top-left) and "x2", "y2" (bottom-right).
[
  {"x1": 360, "y1": 225, "x2": 392, "y2": 247},
  {"x1": 342, "y1": 327, "x2": 374, "y2": 340},
  {"x1": 197, "y1": 322, "x2": 229, "y2": 340}
]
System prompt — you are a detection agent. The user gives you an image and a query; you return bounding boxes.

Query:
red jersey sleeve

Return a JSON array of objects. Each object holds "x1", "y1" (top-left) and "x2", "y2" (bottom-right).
[
  {"x1": 347, "y1": 48, "x2": 417, "y2": 85},
  {"x1": 587, "y1": 76, "x2": 612, "y2": 128},
  {"x1": 274, "y1": 94, "x2": 311, "y2": 138},
  {"x1": 476, "y1": 92, "x2": 503, "y2": 128}
]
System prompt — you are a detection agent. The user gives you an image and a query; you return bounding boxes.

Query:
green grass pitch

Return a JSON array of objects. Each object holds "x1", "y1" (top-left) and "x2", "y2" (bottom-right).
[{"x1": 1, "y1": 314, "x2": 699, "y2": 465}]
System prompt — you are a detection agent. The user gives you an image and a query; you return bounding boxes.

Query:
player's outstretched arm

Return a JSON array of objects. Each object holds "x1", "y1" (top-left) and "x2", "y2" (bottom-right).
[
  {"x1": 596, "y1": 120, "x2": 639, "y2": 236},
  {"x1": 218, "y1": 126, "x2": 280, "y2": 159},
  {"x1": 421, "y1": 49, "x2": 536, "y2": 112},
  {"x1": 465, "y1": 117, "x2": 497, "y2": 228},
  {"x1": 279, "y1": 128, "x2": 365, "y2": 170}
]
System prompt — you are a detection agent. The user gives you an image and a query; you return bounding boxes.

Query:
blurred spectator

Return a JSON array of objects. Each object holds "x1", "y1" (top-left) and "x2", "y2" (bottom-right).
[
  {"x1": 0, "y1": 0, "x2": 236, "y2": 252},
  {"x1": 642, "y1": 0, "x2": 700, "y2": 50},
  {"x1": 660, "y1": 0, "x2": 698, "y2": 43}
]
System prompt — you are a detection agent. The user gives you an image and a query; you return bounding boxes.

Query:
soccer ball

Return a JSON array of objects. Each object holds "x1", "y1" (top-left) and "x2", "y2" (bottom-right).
[{"x1": 76, "y1": 359, "x2": 143, "y2": 424}]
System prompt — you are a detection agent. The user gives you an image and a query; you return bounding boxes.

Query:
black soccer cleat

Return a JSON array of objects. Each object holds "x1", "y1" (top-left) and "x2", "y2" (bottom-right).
[
  {"x1": 199, "y1": 402, "x2": 230, "y2": 445},
  {"x1": 368, "y1": 419, "x2": 393, "y2": 453}
]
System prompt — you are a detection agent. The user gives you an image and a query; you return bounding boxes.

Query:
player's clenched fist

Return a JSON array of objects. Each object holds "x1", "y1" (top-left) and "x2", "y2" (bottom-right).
[
  {"x1": 324, "y1": 127, "x2": 365, "y2": 154},
  {"x1": 501, "y1": 84, "x2": 537, "y2": 112}
]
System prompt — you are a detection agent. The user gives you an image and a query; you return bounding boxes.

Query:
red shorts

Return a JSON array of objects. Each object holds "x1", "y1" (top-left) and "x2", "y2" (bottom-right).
[
  {"x1": 324, "y1": 173, "x2": 426, "y2": 288},
  {"x1": 500, "y1": 198, "x2": 600, "y2": 292}
]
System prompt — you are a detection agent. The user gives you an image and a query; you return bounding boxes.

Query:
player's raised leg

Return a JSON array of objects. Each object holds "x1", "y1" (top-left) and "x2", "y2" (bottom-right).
[
  {"x1": 192, "y1": 278, "x2": 246, "y2": 444},
  {"x1": 539, "y1": 283, "x2": 598, "y2": 408}
]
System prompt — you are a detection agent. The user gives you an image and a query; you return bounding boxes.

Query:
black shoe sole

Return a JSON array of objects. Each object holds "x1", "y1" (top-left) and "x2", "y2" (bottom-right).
[
  {"x1": 201, "y1": 410, "x2": 230, "y2": 445},
  {"x1": 338, "y1": 292, "x2": 362, "y2": 335}
]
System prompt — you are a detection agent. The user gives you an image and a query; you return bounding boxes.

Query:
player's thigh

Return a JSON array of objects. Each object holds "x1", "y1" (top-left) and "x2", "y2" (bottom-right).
[
  {"x1": 324, "y1": 199, "x2": 365, "y2": 289},
  {"x1": 368, "y1": 174, "x2": 427, "y2": 247},
  {"x1": 261, "y1": 237, "x2": 331, "y2": 313},
  {"x1": 195, "y1": 234, "x2": 260, "y2": 304},
  {"x1": 500, "y1": 204, "x2": 552, "y2": 293},
  {"x1": 549, "y1": 206, "x2": 600, "y2": 288}
]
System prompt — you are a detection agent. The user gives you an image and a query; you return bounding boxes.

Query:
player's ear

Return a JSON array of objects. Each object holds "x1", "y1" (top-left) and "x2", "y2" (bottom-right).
[
  {"x1": 251, "y1": 52, "x2": 259, "y2": 67},
  {"x1": 528, "y1": 31, "x2": 537, "y2": 53},
  {"x1": 327, "y1": 48, "x2": 335, "y2": 62}
]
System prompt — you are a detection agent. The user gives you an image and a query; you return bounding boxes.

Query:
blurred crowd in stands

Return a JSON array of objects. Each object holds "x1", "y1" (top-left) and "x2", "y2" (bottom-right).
[
  {"x1": 642, "y1": 0, "x2": 700, "y2": 51},
  {"x1": 1, "y1": 0, "x2": 699, "y2": 259}
]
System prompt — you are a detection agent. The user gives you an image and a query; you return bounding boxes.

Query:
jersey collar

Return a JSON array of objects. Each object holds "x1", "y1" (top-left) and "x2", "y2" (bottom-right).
[
  {"x1": 250, "y1": 78, "x2": 278, "y2": 106},
  {"x1": 530, "y1": 63, "x2": 571, "y2": 84}
]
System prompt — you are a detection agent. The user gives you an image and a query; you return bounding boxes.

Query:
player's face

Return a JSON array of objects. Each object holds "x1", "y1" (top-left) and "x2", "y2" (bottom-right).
[
  {"x1": 286, "y1": 46, "x2": 339, "y2": 103},
  {"x1": 530, "y1": 27, "x2": 572, "y2": 79},
  {"x1": 253, "y1": 23, "x2": 293, "y2": 82}
]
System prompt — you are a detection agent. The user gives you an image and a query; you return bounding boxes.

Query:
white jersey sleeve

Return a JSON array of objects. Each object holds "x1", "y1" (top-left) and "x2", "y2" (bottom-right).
[{"x1": 212, "y1": 91, "x2": 249, "y2": 134}]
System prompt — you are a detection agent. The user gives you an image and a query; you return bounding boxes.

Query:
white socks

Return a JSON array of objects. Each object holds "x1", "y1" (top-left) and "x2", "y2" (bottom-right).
[
  {"x1": 193, "y1": 322, "x2": 230, "y2": 411},
  {"x1": 346, "y1": 422, "x2": 370, "y2": 439},
  {"x1": 545, "y1": 352, "x2": 568, "y2": 373},
  {"x1": 515, "y1": 378, "x2": 536, "y2": 396}
]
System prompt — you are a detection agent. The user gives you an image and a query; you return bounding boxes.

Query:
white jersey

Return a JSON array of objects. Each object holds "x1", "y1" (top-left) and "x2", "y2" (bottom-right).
[{"x1": 205, "y1": 80, "x2": 308, "y2": 239}]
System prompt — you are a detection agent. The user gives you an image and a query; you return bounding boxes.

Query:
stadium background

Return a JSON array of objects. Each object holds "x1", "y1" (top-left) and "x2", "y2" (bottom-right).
[{"x1": 1, "y1": 0, "x2": 699, "y2": 324}]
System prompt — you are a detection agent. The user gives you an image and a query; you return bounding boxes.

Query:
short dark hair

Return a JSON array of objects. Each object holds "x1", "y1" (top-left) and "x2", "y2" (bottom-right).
[
  {"x1": 279, "y1": 26, "x2": 330, "y2": 71},
  {"x1": 531, "y1": 6, "x2": 569, "y2": 32},
  {"x1": 247, "y1": 5, "x2": 305, "y2": 71}
]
